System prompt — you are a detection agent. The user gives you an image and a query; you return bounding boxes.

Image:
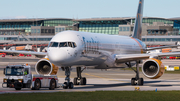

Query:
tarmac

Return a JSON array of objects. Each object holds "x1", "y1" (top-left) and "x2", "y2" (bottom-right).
[{"x1": 0, "y1": 56, "x2": 180, "y2": 94}]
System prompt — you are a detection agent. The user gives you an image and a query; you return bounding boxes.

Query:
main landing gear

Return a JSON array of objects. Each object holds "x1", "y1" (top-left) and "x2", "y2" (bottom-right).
[
  {"x1": 125, "y1": 61, "x2": 144, "y2": 86},
  {"x1": 73, "y1": 67, "x2": 87, "y2": 85},
  {"x1": 63, "y1": 67, "x2": 74, "y2": 89}
]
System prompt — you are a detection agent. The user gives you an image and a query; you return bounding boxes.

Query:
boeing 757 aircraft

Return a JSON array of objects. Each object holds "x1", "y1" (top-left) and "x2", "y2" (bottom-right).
[{"x1": 1, "y1": 0, "x2": 180, "y2": 89}]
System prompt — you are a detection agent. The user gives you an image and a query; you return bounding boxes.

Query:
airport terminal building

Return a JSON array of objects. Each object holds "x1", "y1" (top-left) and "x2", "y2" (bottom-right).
[{"x1": 0, "y1": 17, "x2": 180, "y2": 49}]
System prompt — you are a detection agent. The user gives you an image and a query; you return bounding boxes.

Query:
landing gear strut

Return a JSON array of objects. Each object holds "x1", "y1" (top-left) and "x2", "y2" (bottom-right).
[
  {"x1": 125, "y1": 61, "x2": 144, "y2": 86},
  {"x1": 74, "y1": 67, "x2": 86, "y2": 85},
  {"x1": 63, "y1": 67, "x2": 74, "y2": 89}
]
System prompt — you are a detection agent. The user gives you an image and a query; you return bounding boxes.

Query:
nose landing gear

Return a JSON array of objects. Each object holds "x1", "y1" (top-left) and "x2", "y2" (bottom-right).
[{"x1": 63, "y1": 67, "x2": 74, "y2": 89}]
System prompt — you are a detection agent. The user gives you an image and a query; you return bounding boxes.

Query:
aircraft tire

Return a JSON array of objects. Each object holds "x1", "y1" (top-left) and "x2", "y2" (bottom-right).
[
  {"x1": 131, "y1": 78, "x2": 136, "y2": 85},
  {"x1": 80, "y1": 77, "x2": 86, "y2": 85},
  {"x1": 69, "y1": 82, "x2": 74, "y2": 89},
  {"x1": 73, "y1": 77, "x2": 78, "y2": 85},
  {"x1": 63, "y1": 82, "x2": 68, "y2": 89},
  {"x1": 138, "y1": 78, "x2": 144, "y2": 86}
]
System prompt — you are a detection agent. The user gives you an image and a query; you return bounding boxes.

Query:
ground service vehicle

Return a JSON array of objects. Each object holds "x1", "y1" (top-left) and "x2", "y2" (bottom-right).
[{"x1": 2, "y1": 64, "x2": 58, "y2": 90}]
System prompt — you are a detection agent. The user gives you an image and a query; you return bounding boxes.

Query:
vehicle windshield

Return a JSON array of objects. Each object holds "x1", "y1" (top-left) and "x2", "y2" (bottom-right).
[{"x1": 5, "y1": 67, "x2": 24, "y2": 76}]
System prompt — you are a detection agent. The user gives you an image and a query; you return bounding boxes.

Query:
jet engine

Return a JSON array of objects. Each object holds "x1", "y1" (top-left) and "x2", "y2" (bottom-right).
[
  {"x1": 142, "y1": 58, "x2": 165, "y2": 79},
  {"x1": 35, "y1": 58, "x2": 58, "y2": 75}
]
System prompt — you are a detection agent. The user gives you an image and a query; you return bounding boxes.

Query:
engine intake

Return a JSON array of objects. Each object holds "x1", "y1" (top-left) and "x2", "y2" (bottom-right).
[
  {"x1": 35, "y1": 58, "x2": 58, "y2": 75},
  {"x1": 142, "y1": 58, "x2": 165, "y2": 79}
]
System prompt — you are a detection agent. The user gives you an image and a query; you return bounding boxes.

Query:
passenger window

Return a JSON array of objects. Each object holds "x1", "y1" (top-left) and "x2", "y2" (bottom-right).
[
  {"x1": 68, "y1": 42, "x2": 73, "y2": 47},
  {"x1": 72, "y1": 42, "x2": 77, "y2": 48},
  {"x1": 51, "y1": 42, "x2": 59, "y2": 47},
  {"x1": 59, "y1": 42, "x2": 68, "y2": 47}
]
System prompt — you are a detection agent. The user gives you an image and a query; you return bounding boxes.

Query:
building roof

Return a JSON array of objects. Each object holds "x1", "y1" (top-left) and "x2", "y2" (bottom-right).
[
  {"x1": 0, "y1": 18, "x2": 73, "y2": 22},
  {"x1": 73, "y1": 17, "x2": 170, "y2": 21},
  {"x1": 169, "y1": 17, "x2": 180, "y2": 20}
]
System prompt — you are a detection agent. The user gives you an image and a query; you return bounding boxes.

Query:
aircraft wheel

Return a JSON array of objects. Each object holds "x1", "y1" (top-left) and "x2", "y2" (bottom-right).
[
  {"x1": 138, "y1": 78, "x2": 144, "y2": 86},
  {"x1": 131, "y1": 78, "x2": 136, "y2": 85},
  {"x1": 63, "y1": 82, "x2": 68, "y2": 89},
  {"x1": 69, "y1": 82, "x2": 74, "y2": 89},
  {"x1": 80, "y1": 77, "x2": 86, "y2": 85},
  {"x1": 73, "y1": 77, "x2": 78, "y2": 85}
]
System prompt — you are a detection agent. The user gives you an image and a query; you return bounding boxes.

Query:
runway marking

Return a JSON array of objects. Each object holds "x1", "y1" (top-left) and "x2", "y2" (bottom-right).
[{"x1": 85, "y1": 73, "x2": 129, "y2": 83}]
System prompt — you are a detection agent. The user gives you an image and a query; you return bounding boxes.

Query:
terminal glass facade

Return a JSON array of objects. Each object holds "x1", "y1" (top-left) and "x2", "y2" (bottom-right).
[
  {"x1": 79, "y1": 20, "x2": 127, "y2": 35},
  {"x1": 0, "y1": 22, "x2": 40, "y2": 33},
  {"x1": 174, "y1": 20, "x2": 180, "y2": 35},
  {"x1": 44, "y1": 20, "x2": 74, "y2": 26},
  {"x1": 0, "y1": 19, "x2": 74, "y2": 33},
  {"x1": 78, "y1": 18, "x2": 173, "y2": 35},
  {"x1": 133, "y1": 18, "x2": 173, "y2": 25}
]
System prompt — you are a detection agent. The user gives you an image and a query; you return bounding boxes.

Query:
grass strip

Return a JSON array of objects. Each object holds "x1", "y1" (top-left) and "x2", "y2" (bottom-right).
[{"x1": 0, "y1": 91, "x2": 180, "y2": 101}]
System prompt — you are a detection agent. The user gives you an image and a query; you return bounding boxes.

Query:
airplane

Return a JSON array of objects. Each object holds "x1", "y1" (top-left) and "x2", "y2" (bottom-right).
[{"x1": 1, "y1": 0, "x2": 180, "y2": 89}]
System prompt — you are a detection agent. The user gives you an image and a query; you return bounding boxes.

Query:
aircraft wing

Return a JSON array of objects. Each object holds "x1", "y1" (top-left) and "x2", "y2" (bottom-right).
[
  {"x1": 0, "y1": 49, "x2": 47, "y2": 57},
  {"x1": 146, "y1": 45, "x2": 179, "y2": 51},
  {"x1": 115, "y1": 52, "x2": 180, "y2": 63}
]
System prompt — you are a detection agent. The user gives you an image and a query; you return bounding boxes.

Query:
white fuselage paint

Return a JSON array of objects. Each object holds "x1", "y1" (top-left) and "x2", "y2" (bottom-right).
[{"x1": 47, "y1": 31, "x2": 146, "y2": 67}]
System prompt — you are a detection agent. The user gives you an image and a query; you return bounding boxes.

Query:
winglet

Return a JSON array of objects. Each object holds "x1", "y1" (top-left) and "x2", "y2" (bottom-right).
[{"x1": 132, "y1": 0, "x2": 144, "y2": 40}]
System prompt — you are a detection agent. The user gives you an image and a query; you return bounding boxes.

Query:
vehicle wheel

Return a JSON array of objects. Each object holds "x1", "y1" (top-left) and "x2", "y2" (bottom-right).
[
  {"x1": 131, "y1": 78, "x2": 136, "y2": 85},
  {"x1": 63, "y1": 82, "x2": 68, "y2": 89},
  {"x1": 15, "y1": 88, "x2": 21, "y2": 90},
  {"x1": 80, "y1": 77, "x2": 86, "y2": 85},
  {"x1": 69, "y1": 82, "x2": 74, "y2": 89},
  {"x1": 34, "y1": 79, "x2": 41, "y2": 90},
  {"x1": 49, "y1": 79, "x2": 56, "y2": 90},
  {"x1": 138, "y1": 78, "x2": 144, "y2": 86},
  {"x1": 73, "y1": 77, "x2": 78, "y2": 85}
]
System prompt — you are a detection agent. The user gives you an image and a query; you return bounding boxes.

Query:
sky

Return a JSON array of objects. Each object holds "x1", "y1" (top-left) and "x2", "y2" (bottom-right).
[{"x1": 0, "y1": 0, "x2": 179, "y2": 19}]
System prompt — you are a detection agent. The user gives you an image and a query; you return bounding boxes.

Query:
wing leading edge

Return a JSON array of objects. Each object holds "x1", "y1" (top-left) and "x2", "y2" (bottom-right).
[
  {"x1": 115, "y1": 52, "x2": 180, "y2": 63},
  {"x1": 0, "y1": 49, "x2": 47, "y2": 56}
]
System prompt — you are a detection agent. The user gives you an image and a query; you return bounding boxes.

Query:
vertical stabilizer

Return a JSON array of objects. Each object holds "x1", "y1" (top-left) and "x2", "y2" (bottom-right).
[{"x1": 132, "y1": 0, "x2": 144, "y2": 40}]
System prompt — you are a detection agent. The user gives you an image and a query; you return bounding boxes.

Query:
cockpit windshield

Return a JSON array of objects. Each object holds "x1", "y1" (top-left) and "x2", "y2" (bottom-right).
[
  {"x1": 48, "y1": 41, "x2": 77, "y2": 48},
  {"x1": 48, "y1": 42, "x2": 59, "y2": 47},
  {"x1": 59, "y1": 42, "x2": 68, "y2": 47},
  {"x1": 5, "y1": 67, "x2": 24, "y2": 76}
]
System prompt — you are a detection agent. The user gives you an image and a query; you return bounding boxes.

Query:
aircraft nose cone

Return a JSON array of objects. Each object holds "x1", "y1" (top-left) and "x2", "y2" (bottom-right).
[{"x1": 48, "y1": 49, "x2": 67, "y2": 63}]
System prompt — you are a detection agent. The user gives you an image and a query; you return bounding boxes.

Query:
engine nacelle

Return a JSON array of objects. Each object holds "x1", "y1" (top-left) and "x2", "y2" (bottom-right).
[
  {"x1": 35, "y1": 58, "x2": 58, "y2": 75},
  {"x1": 142, "y1": 58, "x2": 165, "y2": 79}
]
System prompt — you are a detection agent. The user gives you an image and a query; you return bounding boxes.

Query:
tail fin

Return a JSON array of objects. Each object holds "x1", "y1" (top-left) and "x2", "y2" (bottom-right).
[{"x1": 132, "y1": 0, "x2": 144, "y2": 40}]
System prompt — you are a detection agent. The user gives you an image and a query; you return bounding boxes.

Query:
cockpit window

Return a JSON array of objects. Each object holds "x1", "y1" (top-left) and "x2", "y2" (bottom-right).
[
  {"x1": 59, "y1": 42, "x2": 68, "y2": 47},
  {"x1": 68, "y1": 42, "x2": 73, "y2": 47},
  {"x1": 49, "y1": 42, "x2": 59, "y2": 47},
  {"x1": 58, "y1": 42, "x2": 77, "y2": 48},
  {"x1": 72, "y1": 42, "x2": 77, "y2": 48}
]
